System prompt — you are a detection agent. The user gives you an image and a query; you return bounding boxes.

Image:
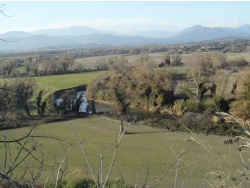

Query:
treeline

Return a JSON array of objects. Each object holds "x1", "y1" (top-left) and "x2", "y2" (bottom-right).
[
  {"x1": 87, "y1": 56, "x2": 174, "y2": 113},
  {"x1": 1, "y1": 37, "x2": 250, "y2": 60},
  {"x1": 87, "y1": 51, "x2": 250, "y2": 134},
  {"x1": 0, "y1": 54, "x2": 88, "y2": 78}
]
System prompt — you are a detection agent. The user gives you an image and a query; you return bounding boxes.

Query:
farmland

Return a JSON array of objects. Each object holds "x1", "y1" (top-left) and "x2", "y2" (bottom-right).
[{"x1": 75, "y1": 52, "x2": 250, "y2": 70}]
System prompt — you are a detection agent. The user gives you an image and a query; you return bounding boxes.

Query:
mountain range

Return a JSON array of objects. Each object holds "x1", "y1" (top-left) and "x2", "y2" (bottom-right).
[{"x1": 0, "y1": 24, "x2": 250, "y2": 52}]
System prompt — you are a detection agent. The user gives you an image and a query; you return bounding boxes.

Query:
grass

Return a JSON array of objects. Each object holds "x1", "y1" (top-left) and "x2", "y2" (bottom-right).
[
  {"x1": 0, "y1": 116, "x2": 245, "y2": 187},
  {"x1": 32, "y1": 71, "x2": 105, "y2": 99},
  {"x1": 0, "y1": 71, "x2": 105, "y2": 100},
  {"x1": 34, "y1": 71, "x2": 105, "y2": 90},
  {"x1": 226, "y1": 52, "x2": 250, "y2": 62},
  {"x1": 75, "y1": 52, "x2": 250, "y2": 68},
  {"x1": 75, "y1": 52, "x2": 192, "y2": 69}
]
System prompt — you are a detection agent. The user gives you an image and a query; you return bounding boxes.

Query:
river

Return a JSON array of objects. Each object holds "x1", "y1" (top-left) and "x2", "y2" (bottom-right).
[{"x1": 55, "y1": 90, "x2": 171, "y2": 119}]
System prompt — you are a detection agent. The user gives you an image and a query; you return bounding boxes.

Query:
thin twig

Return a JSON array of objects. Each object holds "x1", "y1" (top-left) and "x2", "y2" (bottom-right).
[
  {"x1": 43, "y1": 171, "x2": 52, "y2": 188},
  {"x1": 55, "y1": 145, "x2": 71, "y2": 188},
  {"x1": 69, "y1": 121, "x2": 99, "y2": 187},
  {"x1": 179, "y1": 160, "x2": 198, "y2": 187},
  {"x1": 102, "y1": 126, "x2": 127, "y2": 188}
]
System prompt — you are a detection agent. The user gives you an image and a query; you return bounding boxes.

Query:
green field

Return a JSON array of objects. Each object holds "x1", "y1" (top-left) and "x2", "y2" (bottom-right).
[
  {"x1": 0, "y1": 71, "x2": 105, "y2": 100},
  {"x1": 33, "y1": 71, "x2": 105, "y2": 99},
  {"x1": 1, "y1": 116, "x2": 244, "y2": 187}
]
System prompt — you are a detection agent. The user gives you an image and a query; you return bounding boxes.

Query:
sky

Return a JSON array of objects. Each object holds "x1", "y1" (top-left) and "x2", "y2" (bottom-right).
[{"x1": 0, "y1": 1, "x2": 250, "y2": 34}]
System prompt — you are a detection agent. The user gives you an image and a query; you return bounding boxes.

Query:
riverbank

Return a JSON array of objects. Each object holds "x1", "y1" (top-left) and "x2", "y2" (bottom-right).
[{"x1": 51, "y1": 87, "x2": 238, "y2": 137}]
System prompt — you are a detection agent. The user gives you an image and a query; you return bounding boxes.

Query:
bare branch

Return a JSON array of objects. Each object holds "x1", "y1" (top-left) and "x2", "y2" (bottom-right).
[
  {"x1": 0, "y1": 3, "x2": 14, "y2": 17},
  {"x1": 102, "y1": 126, "x2": 127, "y2": 188},
  {"x1": 179, "y1": 161, "x2": 198, "y2": 187},
  {"x1": 0, "y1": 125, "x2": 37, "y2": 143},
  {"x1": 54, "y1": 145, "x2": 71, "y2": 188},
  {"x1": 69, "y1": 121, "x2": 99, "y2": 187}
]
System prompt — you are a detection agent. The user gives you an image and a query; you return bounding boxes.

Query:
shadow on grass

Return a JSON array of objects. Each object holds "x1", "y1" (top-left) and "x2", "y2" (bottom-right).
[{"x1": 125, "y1": 131, "x2": 168, "y2": 135}]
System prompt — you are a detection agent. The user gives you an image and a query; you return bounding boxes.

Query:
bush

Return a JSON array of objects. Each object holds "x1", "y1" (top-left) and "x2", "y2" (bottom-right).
[
  {"x1": 226, "y1": 57, "x2": 249, "y2": 67},
  {"x1": 230, "y1": 99, "x2": 250, "y2": 120},
  {"x1": 60, "y1": 179, "x2": 129, "y2": 188},
  {"x1": 146, "y1": 118, "x2": 181, "y2": 131},
  {"x1": 171, "y1": 99, "x2": 200, "y2": 116},
  {"x1": 179, "y1": 112, "x2": 233, "y2": 135},
  {"x1": 202, "y1": 98, "x2": 220, "y2": 113},
  {"x1": 61, "y1": 179, "x2": 95, "y2": 188},
  {"x1": 172, "y1": 98, "x2": 227, "y2": 117}
]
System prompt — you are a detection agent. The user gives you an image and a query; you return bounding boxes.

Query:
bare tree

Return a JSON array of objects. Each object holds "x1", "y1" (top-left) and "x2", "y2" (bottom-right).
[
  {"x1": 0, "y1": 59, "x2": 18, "y2": 78},
  {"x1": 171, "y1": 53, "x2": 182, "y2": 66}
]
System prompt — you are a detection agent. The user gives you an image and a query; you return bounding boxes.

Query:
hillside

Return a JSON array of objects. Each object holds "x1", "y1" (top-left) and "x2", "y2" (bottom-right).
[{"x1": 0, "y1": 24, "x2": 250, "y2": 52}]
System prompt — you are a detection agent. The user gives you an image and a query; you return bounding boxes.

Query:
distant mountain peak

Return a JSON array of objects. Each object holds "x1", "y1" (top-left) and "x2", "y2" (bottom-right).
[
  {"x1": 0, "y1": 31, "x2": 33, "y2": 39},
  {"x1": 32, "y1": 25, "x2": 117, "y2": 36},
  {"x1": 1, "y1": 24, "x2": 250, "y2": 52},
  {"x1": 192, "y1": 25, "x2": 203, "y2": 28}
]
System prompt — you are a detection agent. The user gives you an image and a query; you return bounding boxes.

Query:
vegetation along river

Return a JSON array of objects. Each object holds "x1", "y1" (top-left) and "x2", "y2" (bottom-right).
[{"x1": 55, "y1": 90, "x2": 171, "y2": 120}]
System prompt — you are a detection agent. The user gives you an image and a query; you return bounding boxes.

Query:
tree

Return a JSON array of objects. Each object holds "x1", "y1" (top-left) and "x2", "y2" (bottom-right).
[
  {"x1": 159, "y1": 53, "x2": 170, "y2": 67},
  {"x1": 60, "y1": 89, "x2": 77, "y2": 114},
  {"x1": 230, "y1": 100, "x2": 250, "y2": 121},
  {"x1": 230, "y1": 69, "x2": 250, "y2": 120},
  {"x1": 179, "y1": 52, "x2": 226, "y2": 103},
  {"x1": 210, "y1": 51, "x2": 226, "y2": 69},
  {"x1": 186, "y1": 52, "x2": 214, "y2": 101},
  {"x1": 24, "y1": 60, "x2": 39, "y2": 76},
  {"x1": 131, "y1": 65, "x2": 173, "y2": 111},
  {"x1": 163, "y1": 53, "x2": 171, "y2": 66},
  {"x1": 108, "y1": 58, "x2": 132, "y2": 134},
  {"x1": 0, "y1": 78, "x2": 36, "y2": 118},
  {"x1": 86, "y1": 81, "x2": 100, "y2": 114},
  {"x1": 36, "y1": 90, "x2": 46, "y2": 116},
  {"x1": 242, "y1": 69, "x2": 250, "y2": 100},
  {"x1": 0, "y1": 59, "x2": 18, "y2": 77},
  {"x1": 96, "y1": 58, "x2": 110, "y2": 70},
  {"x1": 210, "y1": 69, "x2": 229, "y2": 98},
  {"x1": 58, "y1": 55, "x2": 74, "y2": 73},
  {"x1": 171, "y1": 53, "x2": 182, "y2": 66},
  {"x1": 136, "y1": 54, "x2": 156, "y2": 67}
]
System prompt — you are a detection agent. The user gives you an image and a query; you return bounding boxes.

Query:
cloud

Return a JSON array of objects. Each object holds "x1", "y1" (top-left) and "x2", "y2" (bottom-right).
[
  {"x1": 27, "y1": 17, "x2": 178, "y2": 33},
  {"x1": 204, "y1": 22, "x2": 242, "y2": 28}
]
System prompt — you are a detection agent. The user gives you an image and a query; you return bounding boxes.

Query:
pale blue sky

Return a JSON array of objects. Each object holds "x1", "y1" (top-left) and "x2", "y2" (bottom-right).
[{"x1": 0, "y1": 1, "x2": 250, "y2": 34}]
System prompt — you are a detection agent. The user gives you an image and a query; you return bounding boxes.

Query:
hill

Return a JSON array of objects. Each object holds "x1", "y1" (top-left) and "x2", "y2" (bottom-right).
[{"x1": 0, "y1": 24, "x2": 250, "y2": 52}]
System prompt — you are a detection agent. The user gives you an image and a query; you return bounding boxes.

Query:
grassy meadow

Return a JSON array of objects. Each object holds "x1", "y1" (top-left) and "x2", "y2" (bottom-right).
[
  {"x1": 1, "y1": 116, "x2": 245, "y2": 187},
  {"x1": 33, "y1": 71, "x2": 105, "y2": 99},
  {"x1": 0, "y1": 71, "x2": 105, "y2": 101}
]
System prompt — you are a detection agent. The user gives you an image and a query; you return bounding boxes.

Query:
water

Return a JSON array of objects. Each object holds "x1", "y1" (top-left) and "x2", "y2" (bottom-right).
[
  {"x1": 55, "y1": 91, "x2": 88, "y2": 112},
  {"x1": 55, "y1": 90, "x2": 170, "y2": 119}
]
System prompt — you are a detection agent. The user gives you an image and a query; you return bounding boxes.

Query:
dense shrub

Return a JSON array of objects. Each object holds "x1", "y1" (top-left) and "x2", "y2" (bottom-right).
[
  {"x1": 202, "y1": 98, "x2": 220, "y2": 113},
  {"x1": 58, "y1": 179, "x2": 129, "y2": 188},
  {"x1": 226, "y1": 57, "x2": 249, "y2": 67},
  {"x1": 172, "y1": 98, "x2": 228, "y2": 117},
  {"x1": 146, "y1": 118, "x2": 181, "y2": 131},
  {"x1": 171, "y1": 99, "x2": 200, "y2": 116},
  {"x1": 143, "y1": 114, "x2": 234, "y2": 136},
  {"x1": 230, "y1": 99, "x2": 250, "y2": 120},
  {"x1": 179, "y1": 112, "x2": 234, "y2": 136}
]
